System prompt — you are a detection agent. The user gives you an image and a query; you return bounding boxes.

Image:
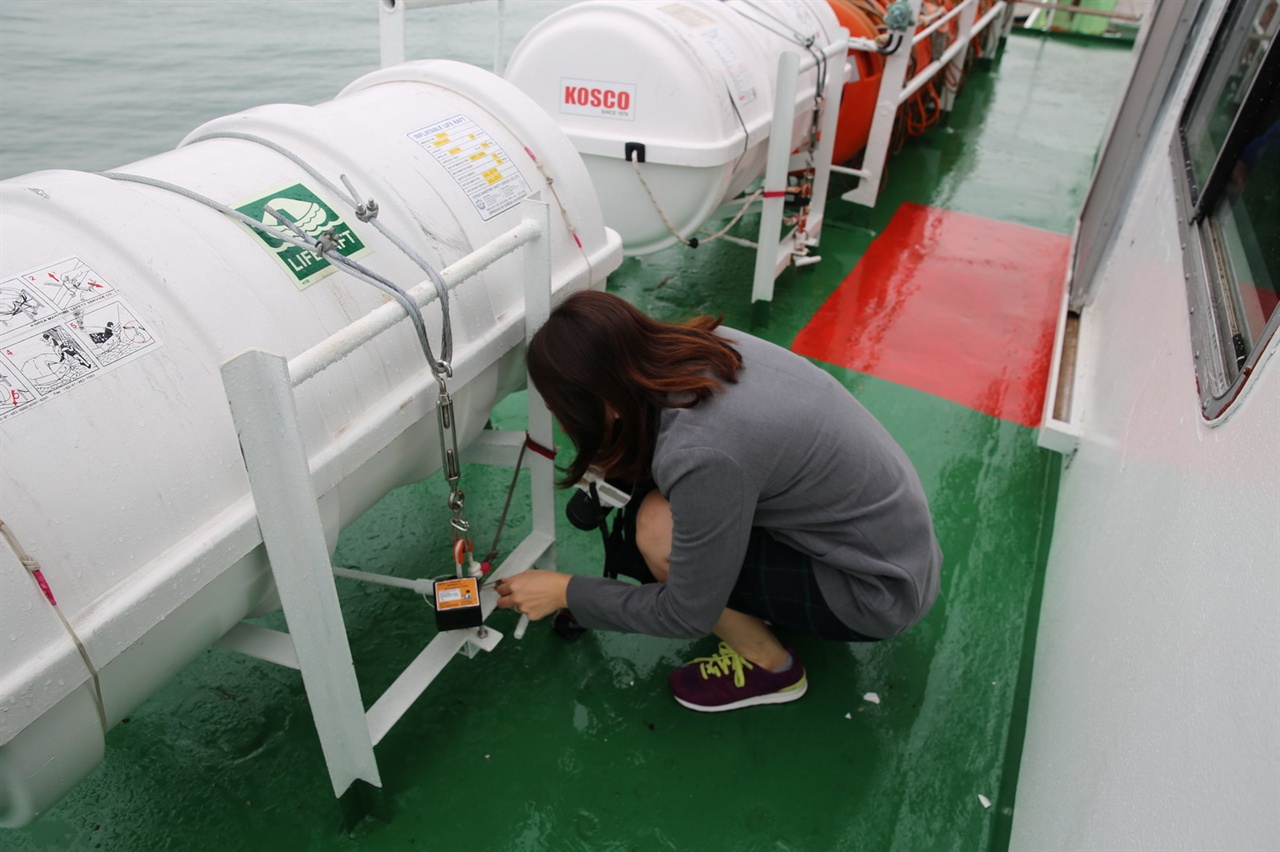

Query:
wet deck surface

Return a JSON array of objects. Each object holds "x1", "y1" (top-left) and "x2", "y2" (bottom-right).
[{"x1": 8, "y1": 31, "x2": 1135, "y2": 852}]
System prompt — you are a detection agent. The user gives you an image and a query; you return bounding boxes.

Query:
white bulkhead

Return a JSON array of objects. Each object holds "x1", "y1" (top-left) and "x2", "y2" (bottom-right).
[
  {"x1": 504, "y1": 0, "x2": 844, "y2": 255},
  {"x1": 0, "y1": 58, "x2": 621, "y2": 827}
]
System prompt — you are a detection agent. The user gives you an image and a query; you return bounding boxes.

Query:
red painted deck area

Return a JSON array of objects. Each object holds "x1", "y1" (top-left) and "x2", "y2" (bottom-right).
[{"x1": 793, "y1": 203, "x2": 1071, "y2": 427}]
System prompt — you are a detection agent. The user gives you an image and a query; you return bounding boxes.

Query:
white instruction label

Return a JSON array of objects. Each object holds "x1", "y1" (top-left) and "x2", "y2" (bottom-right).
[
  {"x1": 782, "y1": 0, "x2": 821, "y2": 33},
  {"x1": 0, "y1": 256, "x2": 163, "y2": 422},
  {"x1": 700, "y1": 28, "x2": 756, "y2": 106},
  {"x1": 408, "y1": 115, "x2": 531, "y2": 221},
  {"x1": 658, "y1": 3, "x2": 716, "y2": 28}
]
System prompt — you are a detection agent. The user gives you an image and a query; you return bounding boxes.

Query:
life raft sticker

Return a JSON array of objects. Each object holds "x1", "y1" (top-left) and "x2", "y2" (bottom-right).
[
  {"x1": 234, "y1": 182, "x2": 370, "y2": 291},
  {"x1": 559, "y1": 77, "x2": 637, "y2": 122},
  {"x1": 408, "y1": 115, "x2": 532, "y2": 222},
  {"x1": 0, "y1": 257, "x2": 162, "y2": 423},
  {"x1": 659, "y1": 3, "x2": 716, "y2": 28},
  {"x1": 655, "y1": 6, "x2": 756, "y2": 107},
  {"x1": 700, "y1": 28, "x2": 756, "y2": 107},
  {"x1": 780, "y1": 0, "x2": 822, "y2": 34}
]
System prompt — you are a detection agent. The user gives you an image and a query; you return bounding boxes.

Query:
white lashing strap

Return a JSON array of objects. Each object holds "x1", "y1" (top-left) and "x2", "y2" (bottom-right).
[{"x1": 1, "y1": 518, "x2": 109, "y2": 735}]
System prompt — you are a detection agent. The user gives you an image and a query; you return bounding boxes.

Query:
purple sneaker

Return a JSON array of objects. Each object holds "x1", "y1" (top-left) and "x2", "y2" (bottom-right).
[{"x1": 669, "y1": 642, "x2": 807, "y2": 712}]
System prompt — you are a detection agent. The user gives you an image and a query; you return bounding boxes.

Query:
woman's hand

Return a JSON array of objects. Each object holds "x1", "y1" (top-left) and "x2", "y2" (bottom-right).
[{"x1": 494, "y1": 569, "x2": 571, "y2": 621}]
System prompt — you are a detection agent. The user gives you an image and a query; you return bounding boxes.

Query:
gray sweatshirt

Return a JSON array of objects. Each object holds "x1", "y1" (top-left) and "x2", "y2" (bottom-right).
[{"x1": 564, "y1": 329, "x2": 941, "y2": 640}]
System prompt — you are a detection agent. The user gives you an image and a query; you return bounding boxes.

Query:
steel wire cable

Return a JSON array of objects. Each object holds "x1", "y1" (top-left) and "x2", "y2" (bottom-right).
[
  {"x1": 184, "y1": 130, "x2": 454, "y2": 364},
  {"x1": 99, "y1": 171, "x2": 443, "y2": 373}
]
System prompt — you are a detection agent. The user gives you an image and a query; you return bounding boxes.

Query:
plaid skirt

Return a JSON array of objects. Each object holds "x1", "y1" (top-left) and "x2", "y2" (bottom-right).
[{"x1": 726, "y1": 528, "x2": 880, "y2": 642}]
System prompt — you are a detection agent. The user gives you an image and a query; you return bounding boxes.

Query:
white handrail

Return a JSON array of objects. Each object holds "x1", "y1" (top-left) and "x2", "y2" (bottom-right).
[
  {"x1": 914, "y1": 1, "x2": 969, "y2": 44},
  {"x1": 289, "y1": 218, "x2": 539, "y2": 384},
  {"x1": 901, "y1": 0, "x2": 996, "y2": 104},
  {"x1": 839, "y1": 0, "x2": 1010, "y2": 208}
]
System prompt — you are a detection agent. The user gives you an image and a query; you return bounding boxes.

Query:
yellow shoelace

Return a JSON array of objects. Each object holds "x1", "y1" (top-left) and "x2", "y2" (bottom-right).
[{"x1": 695, "y1": 642, "x2": 755, "y2": 688}]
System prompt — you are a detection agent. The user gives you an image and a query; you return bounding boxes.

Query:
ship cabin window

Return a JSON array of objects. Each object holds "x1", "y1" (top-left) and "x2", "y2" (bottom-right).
[{"x1": 1174, "y1": 0, "x2": 1279, "y2": 420}]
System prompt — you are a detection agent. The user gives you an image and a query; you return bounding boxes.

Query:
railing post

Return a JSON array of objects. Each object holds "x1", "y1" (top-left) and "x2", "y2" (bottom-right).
[
  {"x1": 841, "y1": 0, "x2": 923, "y2": 208},
  {"x1": 800, "y1": 32, "x2": 849, "y2": 247},
  {"x1": 380, "y1": 0, "x2": 510, "y2": 72},
  {"x1": 379, "y1": 0, "x2": 407, "y2": 68},
  {"x1": 521, "y1": 198, "x2": 556, "y2": 572},
  {"x1": 752, "y1": 50, "x2": 802, "y2": 303},
  {"x1": 221, "y1": 348, "x2": 380, "y2": 799},
  {"x1": 942, "y1": 0, "x2": 981, "y2": 113},
  {"x1": 493, "y1": 0, "x2": 508, "y2": 75}
]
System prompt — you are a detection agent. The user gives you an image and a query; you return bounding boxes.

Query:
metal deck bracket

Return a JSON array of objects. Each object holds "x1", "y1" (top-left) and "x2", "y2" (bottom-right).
[{"x1": 219, "y1": 199, "x2": 557, "y2": 800}]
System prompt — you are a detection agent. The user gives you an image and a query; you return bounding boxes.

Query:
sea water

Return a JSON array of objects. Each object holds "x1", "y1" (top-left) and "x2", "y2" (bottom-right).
[{"x1": 0, "y1": 0, "x2": 574, "y2": 181}]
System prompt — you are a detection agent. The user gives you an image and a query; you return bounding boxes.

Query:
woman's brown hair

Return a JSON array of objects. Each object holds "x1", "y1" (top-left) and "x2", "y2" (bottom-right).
[{"x1": 526, "y1": 290, "x2": 742, "y2": 486}]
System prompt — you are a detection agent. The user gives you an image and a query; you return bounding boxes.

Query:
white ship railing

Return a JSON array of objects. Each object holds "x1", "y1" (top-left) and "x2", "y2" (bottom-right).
[{"x1": 837, "y1": 0, "x2": 1014, "y2": 208}]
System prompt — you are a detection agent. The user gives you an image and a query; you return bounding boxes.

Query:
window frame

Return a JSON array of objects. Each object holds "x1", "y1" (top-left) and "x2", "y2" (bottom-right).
[{"x1": 1171, "y1": 0, "x2": 1280, "y2": 421}]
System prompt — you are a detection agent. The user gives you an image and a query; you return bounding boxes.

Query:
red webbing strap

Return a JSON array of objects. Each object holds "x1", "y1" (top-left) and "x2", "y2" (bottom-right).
[{"x1": 524, "y1": 432, "x2": 557, "y2": 461}]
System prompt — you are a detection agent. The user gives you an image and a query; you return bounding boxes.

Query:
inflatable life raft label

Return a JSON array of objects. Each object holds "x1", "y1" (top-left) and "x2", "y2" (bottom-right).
[
  {"x1": 408, "y1": 115, "x2": 532, "y2": 222},
  {"x1": 657, "y1": 5, "x2": 757, "y2": 107},
  {"x1": 780, "y1": 0, "x2": 821, "y2": 34},
  {"x1": 0, "y1": 256, "x2": 163, "y2": 423},
  {"x1": 700, "y1": 28, "x2": 757, "y2": 107},
  {"x1": 234, "y1": 182, "x2": 371, "y2": 291}
]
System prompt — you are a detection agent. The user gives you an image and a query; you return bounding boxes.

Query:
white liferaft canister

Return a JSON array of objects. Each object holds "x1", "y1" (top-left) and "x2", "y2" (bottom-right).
[
  {"x1": 504, "y1": 0, "x2": 843, "y2": 255},
  {"x1": 0, "y1": 58, "x2": 621, "y2": 828}
]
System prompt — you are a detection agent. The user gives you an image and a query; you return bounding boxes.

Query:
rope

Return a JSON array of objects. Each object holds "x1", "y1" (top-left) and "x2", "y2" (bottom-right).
[
  {"x1": 850, "y1": 0, "x2": 887, "y2": 21},
  {"x1": 698, "y1": 188, "x2": 764, "y2": 242},
  {"x1": 629, "y1": 157, "x2": 700, "y2": 249},
  {"x1": 1, "y1": 519, "x2": 109, "y2": 735},
  {"x1": 521, "y1": 145, "x2": 584, "y2": 250},
  {"x1": 481, "y1": 439, "x2": 528, "y2": 565}
]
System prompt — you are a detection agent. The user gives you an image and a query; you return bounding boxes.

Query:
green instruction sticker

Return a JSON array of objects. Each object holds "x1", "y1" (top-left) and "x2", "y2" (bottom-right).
[{"x1": 235, "y1": 183, "x2": 369, "y2": 290}]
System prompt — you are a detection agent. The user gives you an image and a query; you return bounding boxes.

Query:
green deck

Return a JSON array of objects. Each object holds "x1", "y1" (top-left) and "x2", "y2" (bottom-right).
[{"x1": 8, "y1": 32, "x2": 1135, "y2": 852}]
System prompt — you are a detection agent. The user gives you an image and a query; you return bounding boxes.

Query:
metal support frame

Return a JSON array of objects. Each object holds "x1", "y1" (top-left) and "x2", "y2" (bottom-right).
[
  {"x1": 380, "y1": 0, "x2": 508, "y2": 71},
  {"x1": 749, "y1": 33, "x2": 849, "y2": 303},
  {"x1": 836, "y1": 0, "x2": 1010, "y2": 208},
  {"x1": 219, "y1": 199, "x2": 556, "y2": 800}
]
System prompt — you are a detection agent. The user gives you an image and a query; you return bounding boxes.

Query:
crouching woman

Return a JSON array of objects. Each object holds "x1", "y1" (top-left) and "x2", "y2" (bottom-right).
[{"x1": 495, "y1": 291, "x2": 941, "y2": 712}]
